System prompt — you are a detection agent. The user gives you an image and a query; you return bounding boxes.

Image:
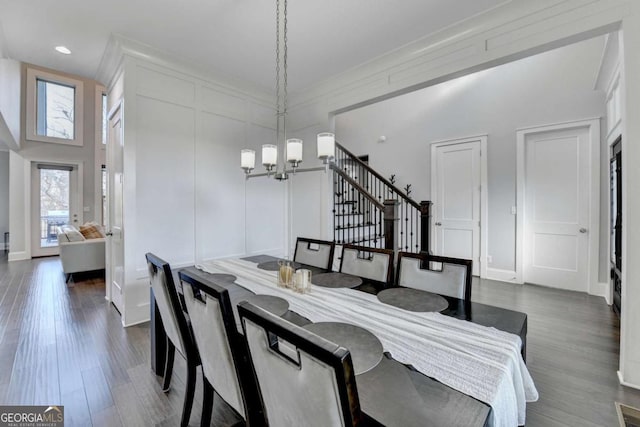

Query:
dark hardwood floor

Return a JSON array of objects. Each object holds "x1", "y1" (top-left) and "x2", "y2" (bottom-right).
[{"x1": 1, "y1": 253, "x2": 639, "y2": 426}]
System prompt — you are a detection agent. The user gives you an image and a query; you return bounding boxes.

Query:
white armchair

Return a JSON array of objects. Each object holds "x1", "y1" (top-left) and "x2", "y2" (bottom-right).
[{"x1": 58, "y1": 225, "x2": 106, "y2": 281}]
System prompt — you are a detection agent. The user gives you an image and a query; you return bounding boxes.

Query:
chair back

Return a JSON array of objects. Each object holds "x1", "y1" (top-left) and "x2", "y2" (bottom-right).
[
  {"x1": 339, "y1": 244, "x2": 394, "y2": 285},
  {"x1": 238, "y1": 301, "x2": 362, "y2": 427},
  {"x1": 145, "y1": 253, "x2": 190, "y2": 357},
  {"x1": 293, "y1": 237, "x2": 335, "y2": 270},
  {"x1": 396, "y1": 252, "x2": 472, "y2": 301},
  {"x1": 179, "y1": 272, "x2": 247, "y2": 419}
]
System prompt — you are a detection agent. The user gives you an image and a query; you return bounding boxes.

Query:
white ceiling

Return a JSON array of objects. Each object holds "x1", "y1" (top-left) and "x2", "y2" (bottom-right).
[{"x1": 0, "y1": 0, "x2": 509, "y2": 91}]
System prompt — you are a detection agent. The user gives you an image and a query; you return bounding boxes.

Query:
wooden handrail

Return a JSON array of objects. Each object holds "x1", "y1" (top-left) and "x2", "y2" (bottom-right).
[
  {"x1": 335, "y1": 141, "x2": 421, "y2": 210},
  {"x1": 330, "y1": 164, "x2": 385, "y2": 211}
]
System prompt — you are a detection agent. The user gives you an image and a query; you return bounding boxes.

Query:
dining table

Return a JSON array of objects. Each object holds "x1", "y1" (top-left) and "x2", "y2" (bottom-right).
[{"x1": 150, "y1": 254, "x2": 533, "y2": 427}]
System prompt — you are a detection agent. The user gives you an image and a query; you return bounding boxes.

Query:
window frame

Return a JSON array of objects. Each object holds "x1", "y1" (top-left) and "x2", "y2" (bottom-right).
[
  {"x1": 95, "y1": 85, "x2": 107, "y2": 226},
  {"x1": 25, "y1": 67, "x2": 84, "y2": 146}
]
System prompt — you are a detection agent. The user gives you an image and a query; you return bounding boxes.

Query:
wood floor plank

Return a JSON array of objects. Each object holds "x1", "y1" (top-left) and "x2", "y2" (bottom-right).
[
  {"x1": 61, "y1": 388, "x2": 92, "y2": 427},
  {"x1": 82, "y1": 366, "x2": 114, "y2": 415},
  {"x1": 91, "y1": 405, "x2": 124, "y2": 427},
  {"x1": 111, "y1": 381, "x2": 153, "y2": 427}
]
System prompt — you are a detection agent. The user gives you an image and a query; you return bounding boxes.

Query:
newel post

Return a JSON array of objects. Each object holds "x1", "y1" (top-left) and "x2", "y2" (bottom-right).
[
  {"x1": 383, "y1": 200, "x2": 399, "y2": 255},
  {"x1": 420, "y1": 200, "x2": 432, "y2": 254}
]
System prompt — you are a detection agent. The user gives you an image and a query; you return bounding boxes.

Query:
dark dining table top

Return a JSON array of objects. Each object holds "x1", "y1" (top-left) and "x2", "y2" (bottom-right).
[{"x1": 172, "y1": 257, "x2": 529, "y2": 427}]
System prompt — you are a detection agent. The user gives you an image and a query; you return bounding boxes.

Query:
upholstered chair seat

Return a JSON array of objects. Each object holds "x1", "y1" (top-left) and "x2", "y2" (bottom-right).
[
  {"x1": 293, "y1": 237, "x2": 336, "y2": 270},
  {"x1": 179, "y1": 272, "x2": 264, "y2": 426},
  {"x1": 396, "y1": 252, "x2": 472, "y2": 301},
  {"x1": 238, "y1": 301, "x2": 368, "y2": 427},
  {"x1": 339, "y1": 244, "x2": 394, "y2": 288},
  {"x1": 145, "y1": 253, "x2": 200, "y2": 427}
]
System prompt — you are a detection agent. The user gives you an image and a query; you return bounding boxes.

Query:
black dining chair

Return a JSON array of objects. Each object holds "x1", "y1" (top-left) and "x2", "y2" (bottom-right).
[
  {"x1": 145, "y1": 253, "x2": 200, "y2": 427},
  {"x1": 396, "y1": 252, "x2": 473, "y2": 302},
  {"x1": 238, "y1": 301, "x2": 370, "y2": 427},
  {"x1": 179, "y1": 271, "x2": 263, "y2": 427},
  {"x1": 293, "y1": 237, "x2": 336, "y2": 270},
  {"x1": 339, "y1": 244, "x2": 394, "y2": 289}
]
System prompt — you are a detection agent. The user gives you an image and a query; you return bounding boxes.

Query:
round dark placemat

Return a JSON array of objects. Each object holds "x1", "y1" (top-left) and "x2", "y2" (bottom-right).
[
  {"x1": 245, "y1": 294, "x2": 290, "y2": 316},
  {"x1": 311, "y1": 272, "x2": 363, "y2": 288},
  {"x1": 304, "y1": 322, "x2": 383, "y2": 375},
  {"x1": 207, "y1": 273, "x2": 237, "y2": 283},
  {"x1": 377, "y1": 288, "x2": 449, "y2": 312},
  {"x1": 256, "y1": 260, "x2": 302, "y2": 271}
]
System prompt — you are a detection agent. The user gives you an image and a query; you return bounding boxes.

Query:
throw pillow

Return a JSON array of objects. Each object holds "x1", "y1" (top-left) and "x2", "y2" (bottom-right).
[
  {"x1": 65, "y1": 229, "x2": 86, "y2": 242},
  {"x1": 79, "y1": 223, "x2": 104, "y2": 239}
]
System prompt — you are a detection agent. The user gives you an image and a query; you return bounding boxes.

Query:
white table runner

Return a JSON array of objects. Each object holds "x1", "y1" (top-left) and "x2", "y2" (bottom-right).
[{"x1": 197, "y1": 258, "x2": 538, "y2": 427}]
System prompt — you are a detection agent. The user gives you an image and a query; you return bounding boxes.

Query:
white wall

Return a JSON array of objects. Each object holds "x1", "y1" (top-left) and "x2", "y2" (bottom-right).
[
  {"x1": 103, "y1": 44, "x2": 285, "y2": 325},
  {"x1": 0, "y1": 151, "x2": 9, "y2": 247},
  {"x1": 334, "y1": 37, "x2": 606, "y2": 275},
  {"x1": 595, "y1": 31, "x2": 622, "y2": 302},
  {"x1": 8, "y1": 63, "x2": 102, "y2": 261},
  {"x1": 619, "y1": 4, "x2": 640, "y2": 389},
  {"x1": 0, "y1": 58, "x2": 21, "y2": 150}
]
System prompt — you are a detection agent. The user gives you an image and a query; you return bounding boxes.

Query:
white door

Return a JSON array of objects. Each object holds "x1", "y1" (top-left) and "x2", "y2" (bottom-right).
[
  {"x1": 106, "y1": 104, "x2": 124, "y2": 313},
  {"x1": 31, "y1": 163, "x2": 80, "y2": 257},
  {"x1": 432, "y1": 140, "x2": 481, "y2": 275},
  {"x1": 523, "y1": 126, "x2": 590, "y2": 291}
]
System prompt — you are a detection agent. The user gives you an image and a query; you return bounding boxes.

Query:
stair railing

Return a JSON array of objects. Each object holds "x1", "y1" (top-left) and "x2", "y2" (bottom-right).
[{"x1": 332, "y1": 142, "x2": 432, "y2": 254}]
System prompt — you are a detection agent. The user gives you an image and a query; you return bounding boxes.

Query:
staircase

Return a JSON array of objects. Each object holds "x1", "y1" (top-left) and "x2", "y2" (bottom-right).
[{"x1": 331, "y1": 142, "x2": 431, "y2": 254}]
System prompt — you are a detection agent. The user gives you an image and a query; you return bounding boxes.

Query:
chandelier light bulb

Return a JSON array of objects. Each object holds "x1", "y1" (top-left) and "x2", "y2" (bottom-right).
[
  {"x1": 317, "y1": 132, "x2": 335, "y2": 163},
  {"x1": 241, "y1": 149, "x2": 255, "y2": 175}
]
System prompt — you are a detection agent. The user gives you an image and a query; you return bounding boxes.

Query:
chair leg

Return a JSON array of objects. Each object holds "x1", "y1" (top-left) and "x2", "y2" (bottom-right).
[
  {"x1": 180, "y1": 360, "x2": 198, "y2": 427},
  {"x1": 162, "y1": 340, "x2": 175, "y2": 392},
  {"x1": 201, "y1": 376, "x2": 215, "y2": 427}
]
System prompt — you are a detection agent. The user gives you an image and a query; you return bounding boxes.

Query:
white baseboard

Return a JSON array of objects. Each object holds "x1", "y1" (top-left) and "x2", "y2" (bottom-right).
[
  {"x1": 8, "y1": 251, "x2": 29, "y2": 262},
  {"x1": 246, "y1": 247, "x2": 283, "y2": 257},
  {"x1": 486, "y1": 268, "x2": 519, "y2": 283},
  {"x1": 123, "y1": 302, "x2": 151, "y2": 327},
  {"x1": 590, "y1": 281, "x2": 611, "y2": 304},
  {"x1": 618, "y1": 370, "x2": 640, "y2": 391}
]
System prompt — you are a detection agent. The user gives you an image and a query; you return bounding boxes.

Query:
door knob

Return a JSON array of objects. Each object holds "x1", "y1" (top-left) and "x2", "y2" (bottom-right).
[
  {"x1": 435, "y1": 222, "x2": 442, "y2": 226},
  {"x1": 579, "y1": 228, "x2": 588, "y2": 233},
  {"x1": 105, "y1": 231, "x2": 113, "y2": 236}
]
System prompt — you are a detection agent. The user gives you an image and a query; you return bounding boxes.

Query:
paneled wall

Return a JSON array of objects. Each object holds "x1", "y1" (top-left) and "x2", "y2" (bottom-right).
[{"x1": 110, "y1": 54, "x2": 284, "y2": 325}]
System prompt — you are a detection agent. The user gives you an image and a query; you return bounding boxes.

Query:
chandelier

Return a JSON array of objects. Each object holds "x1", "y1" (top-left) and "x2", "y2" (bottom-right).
[{"x1": 240, "y1": 0, "x2": 335, "y2": 179}]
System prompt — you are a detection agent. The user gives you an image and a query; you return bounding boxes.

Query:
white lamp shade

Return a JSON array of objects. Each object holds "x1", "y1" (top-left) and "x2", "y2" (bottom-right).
[
  {"x1": 241, "y1": 149, "x2": 256, "y2": 169},
  {"x1": 317, "y1": 132, "x2": 335, "y2": 158},
  {"x1": 286, "y1": 139, "x2": 303, "y2": 162},
  {"x1": 262, "y1": 144, "x2": 277, "y2": 166}
]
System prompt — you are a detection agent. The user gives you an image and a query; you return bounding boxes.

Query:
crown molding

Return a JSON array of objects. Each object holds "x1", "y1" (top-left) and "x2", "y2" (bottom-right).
[
  {"x1": 594, "y1": 31, "x2": 621, "y2": 91},
  {"x1": 96, "y1": 33, "x2": 273, "y2": 105},
  {"x1": 289, "y1": 0, "x2": 626, "y2": 114}
]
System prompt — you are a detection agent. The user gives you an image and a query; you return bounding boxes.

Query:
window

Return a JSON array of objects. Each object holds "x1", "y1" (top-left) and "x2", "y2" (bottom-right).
[
  {"x1": 102, "y1": 93, "x2": 108, "y2": 144},
  {"x1": 101, "y1": 165, "x2": 107, "y2": 227},
  {"x1": 36, "y1": 79, "x2": 76, "y2": 139},
  {"x1": 26, "y1": 68, "x2": 84, "y2": 146}
]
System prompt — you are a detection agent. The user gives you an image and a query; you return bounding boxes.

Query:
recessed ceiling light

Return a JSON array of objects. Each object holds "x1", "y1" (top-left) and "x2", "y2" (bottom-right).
[{"x1": 55, "y1": 46, "x2": 71, "y2": 55}]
